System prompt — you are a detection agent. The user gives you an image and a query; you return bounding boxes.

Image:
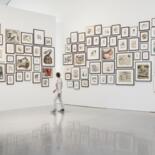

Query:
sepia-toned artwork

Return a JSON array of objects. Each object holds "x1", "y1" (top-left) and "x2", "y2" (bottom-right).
[
  {"x1": 45, "y1": 37, "x2": 52, "y2": 46},
  {"x1": 90, "y1": 75, "x2": 98, "y2": 85},
  {"x1": 16, "y1": 72, "x2": 23, "y2": 82},
  {"x1": 33, "y1": 72, "x2": 41, "y2": 84},
  {"x1": 21, "y1": 32, "x2": 33, "y2": 44},
  {"x1": 140, "y1": 31, "x2": 149, "y2": 42},
  {"x1": 78, "y1": 44, "x2": 85, "y2": 52},
  {"x1": 100, "y1": 37, "x2": 107, "y2": 47},
  {"x1": 86, "y1": 26, "x2": 94, "y2": 36},
  {"x1": 72, "y1": 67, "x2": 80, "y2": 80},
  {"x1": 65, "y1": 44, "x2": 72, "y2": 53},
  {"x1": 72, "y1": 44, "x2": 78, "y2": 52},
  {"x1": 112, "y1": 24, "x2": 121, "y2": 35},
  {"x1": 87, "y1": 47, "x2": 100, "y2": 60},
  {"x1": 81, "y1": 79, "x2": 89, "y2": 87},
  {"x1": 70, "y1": 32, "x2": 78, "y2": 43},
  {"x1": 139, "y1": 21, "x2": 150, "y2": 31},
  {"x1": 93, "y1": 36, "x2": 100, "y2": 46},
  {"x1": 78, "y1": 32, "x2": 85, "y2": 42},
  {"x1": 103, "y1": 27, "x2": 111, "y2": 36},
  {"x1": 121, "y1": 27, "x2": 129, "y2": 37},
  {"x1": 129, "y1": 38, "x2": 139, "y2": 50},
  {"x1": 16, "y1": 44, "x2": 24, "y2": 54},
  {"x1": 33, "y1": 46, "x2": 41, "y2": 57},
  {"x1": 63, "y1": 54, "x2": 73, "y2": 65},
  {"x1": 41, "y1": 78, "x2": 49, "y2": 87},
  {"x1": 118, "y1": 39, "x2": 128, "y2": 51},
  {"x1": 100, "y1": 75, "x2": 107, "y2": 84},
  {"x1": 33, "y1": 29, "x2": 45, "y2": 45},
  {"x1": 101, "y1": 48, "x2": 115, "y2": 60},
  {"x1": 130, "y1": 27, "x2": 138, "y2": 37},
  {"x1": 95, "y1": 24, "x2": 102, "y2": 35},
  {"x1": 102, "y1": 61, "x2": 115, "y2": 74},
  {"x1": 42, "y1": 67, "x2": 53, "y2": 77},
  {"x1": 110, "y1": 36, "x2": 117, "y2": 47},
  {"x1": 86, "y1": 37, "x2": 92, "y2": 46},
  {"x1": 6, "y1": 64, "x2": 15, "y2": 74},
  {"x1": 25, "y1": 46, "x2": 32, "y2": 54},
  {"x1": 0, "y1": 64, "x2": 5, "y2": 82},
  {"x1": 81, "y1": 68, "x2": 89, "y2": 79},
  {"x1": 89, "y1": 62, "x2": 101, "y2": 74},
  {"x1": 74, "y1": 53, "x2": 86, "y2": 66}
]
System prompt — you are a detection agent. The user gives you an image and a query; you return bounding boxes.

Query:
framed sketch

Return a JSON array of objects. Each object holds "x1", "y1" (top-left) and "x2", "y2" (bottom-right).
[
  {"x1": 0, "y1": 64, "x2": 5, "y2": 82},
  {"x1": 72, "y1": 44, "x2": 78, "y2": 52},
  {"x1": 87, "y1": 47, "x2": 100, "y2": 60},
  {"x1": 135, "y1": 61, "x2": 152, "y2": 82},
  {"x1": 139, "y1": 21, "x2": 150, "y2": 31},
  {"x1": 33, "y1": 46, "x2": 41, "y2": 57},
  {"x1": 81, "y1": 80, "x2": 89, "y2": 87},
  {"x1": 34, "y1": 65, "x2": 41, "y2": 72},
  {"x1": 24, "y1": 45, "x2": 32, "y2": 54},
  {"x1": 81, "y1": 68, "x2": 89, "y2": 79},
  {"x1": 74, "y1": 81, "x2": 80, "y2": 90},
  {"x1": 0, "y1": 34, "x2": 3, "y2": 45},
  {"x1": 142, "y1": 51, "x2": 149, "y2": 60},
  {"x1": 6, "y1": 29, "x2": 21, "y2": 44},
  {"x1": 100, "y1": 75, "x2": 107, "y2": 84},
  {"x1": 107, "y1": 75, "x2": 115, "y2": 84},
  {"x1": 65, "y1": 44, "x2": 72, "y2": 53},
  {"x1": 78, "y1": 43, "x2": 85, "y2": 52},
  {"x1": 33, "y1": 57, "x2": 41, "y2": 65},
  {"x1": 66, "y1": 37, "x2": 71, "y2": 44},
  {"x1": 118, "y1": 39, "x2": 128, "y2": 51},
  {"x1": 72, "y1": 67, "x2": 80, "y2": 80},
  {"x1": 100, "y1": 37, "x2": 107, "y2": 47},
  {"x1": 65, "y1": 73, "x2": 71, "y2": 80},
  {"x1": 16, "y1": 55, "x2": 32, "y2": 71},
  {"x1": 63, "y1": 54, "x2": 73, "y2": 65},
  {"x1": 21, "y1": 32, "x2": 33, "y2": 44},
  {"x1": 110, "y1": 36, "x2": 117, "y2": 47},
  {"x1": 67, "y1": 81, "x2": 74, "y2": 88},
  {"x1": 101, "y1": 47, "x2": 115, "y2": 61},
  {"x1": 41, "y1": 78, "x2": 49, "y2": 87},
  {"x1": 140, "y1": 31, "x2": 149, "y2": 42},
  {"x1": 116, "y1": 69, "x2": 134, "y2": 86},
  {"x1": 6, "y1": 43, "x2": 15, "y2": 54},
  {"x1": 7, "y1": 75, "x2": 14, "y2": 85},
  {"x1": 24, "y1": 72, "x2": 31, "y2": 81},
  {"x1": 42, "y1": 47, "x2": 55, "y2": 67},
  {"x1": 112, "y1": 24, "x2": 121, "y2": 35},
  {"x1": 130, "y1": 27, "x2": 138, "y2": 37},
  {"x1": 93, "y1": 36, "x2": 100, "y2": 46},
  {"x1": 0, "y1": 47, "x2": 3, "y2": 59},
  {"x1": 121, "y1": 27, "x2": 129, "y2": 38},
  {"x1": 151, "y1": 27, "x2": 155, "y2": 38},
  {"x1": 78, "y1": 32, "x2": 85, "y2": 42},
  {"x1": 6, "y1": 55, "x2": 14, "y2": 62},
  {"x1": 45, "y1": 37, "x2": 52, "y2": 46},
  {"x1": 16, "y1": 72, "x2": 23, "y2": 82},
  {"x1": 102, "y1": 61, "x2": 115, "y2": 74},
  {"x1": 151, "y1": 39, "x2": 155, "y2": 55},
  {"x1": 90, "y1": 75, "x2": 99, "y2": 85},
  {"x1": 140, "y1": 43, "x2": 149, "y2": 50},
  {"x1": 42, "y1": 67, "x2": 53, "y2": 77},
  {"x1": 89, "y1": 62, "x2": 101, "y2": 74},
  {"x1": 95, "y1": 24, "x2": 102, "y2": 35},
  {"x1": 70, "y1": 32, "x2": 78, "y2": 43},
  {"x1": 86, "y1": 37, "x2": 93, "y2": 46},
  {"x1": 116, "y1": 53, "x2": 133, "y2": 68},
  {"x1": 134, "y1": 52, "x2": 141, "y2": 60},
  {"x1": 33, "y1": 72, "x2": 41, "y2": 84},
  {"x1": 16, "y1": 44, "x2": 24, "y2": 54},
  {"x1": 6, "y1": 64, "x2": 15, "y2": 74},
  {"x1": 129, "y1": 38, "x2": 139, "y2": 50},
  {"x1": 74, "y1": 52, "x2": 86, "y2": 66},
  {"x1": 86, "y1": 26, "x2": 94, "y2": 36},
  {"x1": 33, "y1": 29, "x2": 45, "y2": 45},
  {"x1": 102, "y1": 27, "x2": 111, "y2": 36},
  {"x1": 152, "y1": 18, "x2": 155, "y2": 27}
]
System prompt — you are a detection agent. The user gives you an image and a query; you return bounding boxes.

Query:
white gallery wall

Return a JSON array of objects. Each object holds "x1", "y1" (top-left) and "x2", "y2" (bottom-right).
[
  {"x1": 8, "y1": 0, "x2": 155, "y2": 111},
  {"x1": 0, "y1": 5, "x2": 56, "y2": 111}
]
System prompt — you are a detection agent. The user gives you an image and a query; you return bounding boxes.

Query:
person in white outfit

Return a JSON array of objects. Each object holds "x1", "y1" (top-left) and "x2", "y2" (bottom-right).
[{"x1": 52, "y1": 72, "x2": 64, "y2": 113}]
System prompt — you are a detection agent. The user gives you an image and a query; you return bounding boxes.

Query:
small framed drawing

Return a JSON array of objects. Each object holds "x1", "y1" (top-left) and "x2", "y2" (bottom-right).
[
  {"x1": 63, "y1": 54, "x2": 73, "y2": 65},
  {"x1": 21, "y1": 32, "x2": 33, "y2": 44},
  {"x1": 116, "y1": 69, "x2": 134, "y2": 86},
  {"x1": 72, "y1": 44, "x2": 78, "y2": 52},
  {"x1": 66, "y1": 37, "x2": 71, "y2": 44},
  {"x1": 34, "y1": 65, "x2": 41, "y2": 72},
  {"x1": 101, "y1": 48, "x2": 115, "y2": 60},
  {"x1": 86, "y1": 37, "x2": 93, "y2": 46},
  {"x1": 78, "y1": 32, "x2": 86, "y2": 42},
  {"x1": 24, "y1": 72, "x2": 31, "y2": 81},
  {"x1": 93, "y1": 36, "x2": 100, "y2": 46},
  {"x1": 151, "y1": 27, "x2": 155, "y2": 38},
  {"x1": 42, "y1": 78, "x2": 49, "y2": 87},
  {"x1": 81, "y1": 80, "x2": 89, "y2": 87},
  {"x1": 0, "y1": 64, "x2": 5, "y2": 82},
  {"x1": 152, "y1": 18, "x2": 155, "y2": 27},
  {"x1": 89, "y1": 62, "x2": 101, "y2": 74},
  {"x1": 140, "y1": 31, "x2": 149, "y2": 42},
  {"x1": 74, "y1": 81, "x2": 80, "y2": 90},
  {"x1": 16, "y1": 72, "x2": 23, "y2": 82},
  {"x1": 100, "y1": 75, "x2": 107, "y2": 84},
  {"x1": 118, "y1": 39, "x2": 128, "y2": 51},
  {"x1": 102, "y1": 27, "x2": 111, "y2": 36},
  {"x1": 86, "y1": 26, "x2": 94, "y2": 36},
  {"x1": 0, "y1": 47, "x2": 3, "y2": 59},
  {"x1": 129, "y1": 38, "x2": 139, "y2": 50},
  {"x1": 6, "y1": 55, "x2": 14, "y2": 62},
  {"x1": 72, "y1": 67, "x2": 80, "y2": 80},
  {"x1": 0, "y1": 34, "x2": 3, "y2": 45},
  {"x1": 140, "y1": 43, "x2": 149, "y2": 50},
  {"x1": 65, "y1": 73, "x2": 71, "y2": 80},
  {"x1": 42, "y1": 67, "x2": 53, "y2": 77},
  {"x1": 45, "y1": 37, "x2": 52, "y2": 46},
  {"x1": 6, "y1": 64, "x2": 15, "y2": 74},
  {"x1": 100, "y1": 37, "x2": 107, "y2": 47},
  {"x1": 139, "y1": 21, "x2": 150, "y2": 31},
  {"x1": 70, "y1": 32, "x2": 78, "y2": 43},
  {"x1": 95, "y1": 24, "x2": 102, "y2": 35},
  {"x1": 16, "y1": 44, "x2": 24, "y2": 54},
  {"x1": 107, "y1": 75, "x2": 115, "y2": 84},
  {"x1": 87, "y1": 47, "x2": 100, "y2": 60},
  {"x1": 111, "y1": 24, "x2": 121, "y2": 35},
  {"x1": 81, "y1": 68, "x2": 89, "y2": 79},
  {"x1": 90, "y1": 75, "x2": 99, "y2": 85},
  {"x1": 102, "y1": 61, "x2": 115, "y2": 74},
  {"x1": 74, "y1": 52, "x2": 86, "y2": 66},
  {"x1": 121, "y1": 27, "x2": 129, "y2": 38},
  {"x1": 33, "y1": 46, "x2": 41, "y2": 57},
  {"x1": 142, "y1": 51, "x2": 149, "y2": 60},
  {"x1": 6, "y1": 44, "x2": 15, "y2": 54},
  {"x1": 34, "y1": 57, "x2": 41, "y2": 65},
  {"x1": 78, "y1": 43, "x2": 85, "y2": 52},
  {"x1": 116, "y1": 53, "x2": 133, "y2": 68},
  {"x1": 135, "y1": 61, "x2": 152, "y2": 82},
  {"x1": 65, "y1": 44, "x2": 72, "y2": 53},
  {"x1": 33, "y1": 29, "x2": 45, "y2": 45},
  {"x1": 67, "y1": 81, "x2": 74, "y2": 88},
  {"x1": 7, "y1": 75, "x2": 14, "y2": 85},
  {"x1": 134, "y1": 52, "x2": 141, "y2": 60},
  {"x1": 42, "y1": 47, "x2": 55, "y2": 67},
  {"x1": 151, "y1": 39, "x2": 155, "y2": 55},
  {"x1": 130, "y1": 27, "x2": 138, "y2": 37},
  {"x1": 33, "y1": 72, "x2": 41, "y2": 84},
  {"x1": 24, "y1": 45, "x2": 32, "y2": 54},
  {"x1": 110, "y1": 36, "x2": 117, "y2": 47}
]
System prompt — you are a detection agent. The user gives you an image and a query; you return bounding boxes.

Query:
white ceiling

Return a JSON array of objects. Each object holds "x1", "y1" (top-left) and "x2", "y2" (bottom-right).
[{"x1": 0, "y1": 0, "x2": 11, "y2": 5}]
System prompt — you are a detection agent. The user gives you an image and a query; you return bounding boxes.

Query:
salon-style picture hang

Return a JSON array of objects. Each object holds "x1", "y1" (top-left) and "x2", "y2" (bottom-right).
[{"x1": 63, "y1": 18, "x2": 155, "y2": 90}]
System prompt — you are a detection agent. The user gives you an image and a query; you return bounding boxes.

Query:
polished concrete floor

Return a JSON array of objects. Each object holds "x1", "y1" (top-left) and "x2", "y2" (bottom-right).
[{"x1": 0, "y1": 105, "x2": 155, "y2": 155}]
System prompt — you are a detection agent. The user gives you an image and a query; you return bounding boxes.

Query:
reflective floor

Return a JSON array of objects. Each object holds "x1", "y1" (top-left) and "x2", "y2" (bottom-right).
[{"x1": 0, "y1": 105, "x2": 155, "y2": 155}]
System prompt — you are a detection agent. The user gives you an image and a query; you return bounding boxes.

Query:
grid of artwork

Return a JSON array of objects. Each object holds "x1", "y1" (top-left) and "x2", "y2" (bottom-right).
[
  {"x1": 0, "y1": 25, "x2": 55, "y2": 87},
  {"x1": 63, "y1": 19, "x2": 155, "y2": 89}
]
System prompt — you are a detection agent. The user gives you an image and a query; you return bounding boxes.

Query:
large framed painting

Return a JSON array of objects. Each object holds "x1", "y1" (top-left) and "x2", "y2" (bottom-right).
[
  {"x1": 72, "y1": 67, "x2": 80, "y2": 80},
  {"x1": 102, "y1": 61, "x2": 115, "y2": 74},
  {"x1": 33, "y1": 29, "x2": 45, "y2": 45},
  {"x1": 74, "y1": 52, "x2": 86, "y2": 66},
  {"x1": 63, "y1": 54, "x2": 73, "y2": 65},
  {"x1": 70, "y1": 32, "x2": 78, "y2": 43},
  {"x1": 89, "y1": 62, "x2": 101, "y2": 74},
  {"x1": 21, "y1": 32, "x2": 33, "y2": 44},
  {"x1": 80, "y1": 67, "x2": 89, "y2": 79},
  {"x1": 101, "y1": 48, "x2": 115, "y2": 60},
  {"x1": 90, "y1": 75, "x2": 99, "y2": 85},
  {"x1": 87, "y1": 47, "x2": 100, "y2": 60},
  {"x1": 0, "y1": 64, "x2": 5, "y2": 82},
  {"x1": 81, "y1": 79, "x2": 89, "y2": 88},
  {"x1": 118, "y1": 39, "x2": 128, "y2": 51}
]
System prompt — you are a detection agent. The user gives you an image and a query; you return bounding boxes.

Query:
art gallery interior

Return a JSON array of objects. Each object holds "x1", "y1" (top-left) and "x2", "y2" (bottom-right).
[{"x1": 0, "y1": 0, "x2": 155, "y2": 155}]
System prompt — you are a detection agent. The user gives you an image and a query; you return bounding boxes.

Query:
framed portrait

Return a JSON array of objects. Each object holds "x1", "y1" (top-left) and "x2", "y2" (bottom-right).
[
  {"x1": 110, "y1": 36, "x2": 117, "y2": 47},
  {"x1": 107, "y1": 75, "x2": 115, "y2": 84},
  {"x1": 70, "y1": 32, "x2": 78, "y2": 43},
  {"x1": 90, "y1": 75, "x2": 99, "y2": 85},
  {"x1": 87, "y1": 47, "x2": 100, "y2": 60},
  {"x1": 81, "y1": 80, "x2": 89, "y2": 87},
  {"x1": 116, "y1": 53, "x2": 133, "y2": 68},
  {"x1": 121, "y1": 27, "x2": 129, "y2": 38},
  {"x1": 72, "y1": 44, "x2": 78, "y2": 52},
  {"x1": 116, "y1": 69, "x2": 134, "y2": 86},
  {"x1": 151, "y1": 39, "x2": 155, "y2": 55},
  {"x1": 74, "y1": 81, "x2": 80, "y2": 90},
  {"x1": 101, "y1": 47, "x2": 115, "y2": 61},
  {"x1": 151, "y1": 27, "x2": 155, "y2": 38},
  {"x1": 118, "y1": 39, "x2": 128, "y2": 51},
  {"x1": 93, "y1": 36, "x2": 100, "y2": 46},
  {"x1": 140, "y1": 43, "x2": 149, "y2": 50},
  {"x1": 16, "y1": 44, "x2": 24, "y2": 54},
  {"x1": 100, "y1": 75, "x2": 107, "y2": 84},
  {"x1": 6, "y1": 55, "x2": 14, "y2": 62},
  {"x1": 42, "y1": 67, "x2": 53, "y2": 77},
  {"x1": 140, "y1": 31, "x2": 149, "y2": 42},
  {"x1": 134, "y1": 52, "x2": 141, "y2": 60},
  {"x1": 81, "y1": 67, "x2": 89, "y2": 79},
  {"x1": 33, "y1": 29, "x2": 45, "y2": 45},
  {"x1": 24, "y1": 72, "x2": 31, "y2": 81},
  {"x1": 45, "y1": 37, "x2": 52, "y2": 46},
  {"x1": 95, "y1": 24, "x2": 102, "y2": 35},
  {"x1": 24, "y1": 45, "x2": 32, "y2": 54},
  {"x1": 112, "y1": 24, "x2": 121, "y2": 35},
  {"x1": 66, "y1": 37, "x2": 71, "y2": 44},
  {"x1": 86, "y1": 26, "x2": 94, "y2": 36},
  {"x1": 33, "y1": 72, "x2": 41, "y2": 84},
  {"x1": 34, "y1": 65, "x2": 41, "y2": 72},
  {"x1": 16, "y1": 72, "x2": 23, "y2": 82},
  {"x1": 74, "y1": 52, "x2": 86, "y2": 66},
  {"x1": 102, "y1": 27, "x2": 111, "y2": 36},
  {"x1": 63, "y1": 54, "x2": 73, "y2": 65},
  {"x1": 33, "y1": 57, "x2": 41, "y2": 65},
  {"x1": 33, "y1": 46, "x2": 41, "y2": 57},
  {"x1": 7, "y1": 75, "x2": 14, "y2": 85},
  {"x1": 21, "y1": 32, "x2": 33, "y2": 44},
  {"x1": 89, "y1": 62, "x2": 101, "y2": 74},
  {"x1": 72, "y1": 67, "x2": 80, "y2": 80},
  {"x1": 100, "y1": 37, "x2": 107, "y2": 47},
  {"x1": 6, "y1": 64, "x2": 15, "y2": 74},
  {"x1": 139, "y1": 21, "x2": 150, "y2": 31},
  {"x1": 151, "y1": 18, "x2": 155, "y2": 27},
  {"x1": 6, "y1": 43, "x2": 15, "y2": 54},
  {"x1": 102, "y1": 61, "x2": 115, "y2": 74},
  {"x1": 142, "y1": 51, "x2": 149, "y2": 60},
  {"x1": 0, "y1": 64, "x2": 5, "y2": 82},
  {"x1": 16, "y1": 55, "x2": 32, "y2": 71},
  {"x1": 78, "y1": 32, "x2": 85, "y2": 42},
  {"x1": 67, "y1": 81, "x2": 74, "y2": 88},
  {"x1": 6, "y1": 29, "x2": 21, "y2": 44},
  {"x1": 0, "y1": 34, "x2": 3, "y2": 45},
  {"x1": 129, "y1": 38, "x2": 139, "y2": 50},
  {"x1": 130, "y1": 27, "x2": 138, "y2": 37},
  {"x1": 65, "y1": 44, "x2": 72, "y2": 53},
  {"x1": 78, "y1": 43, "x2": 85, "y2": 52},
  {"x1": 41, "y1": 78, "x2": 49, "y2": 87},
  {"x1": 86, "y1": 37, "x2": 93, "y2": 46},
  {"x1": 42, "y1": 47, "x2": 55, "y2": 67},
  {"x1": 65, "y1": 73, "x2": 71, "y2": 80},
  {"x1": 135, "y1": 61, "x2": 152, "y2": 82}
]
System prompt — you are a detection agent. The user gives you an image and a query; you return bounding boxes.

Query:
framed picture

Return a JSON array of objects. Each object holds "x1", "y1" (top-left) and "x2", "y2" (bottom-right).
[
  {"x1": 134, "y1": 52, "x2": 141, "y2": 60},
  {"x1": 63, "y1": 54, "x2": 73, "y2": 65},
  {"x1": 110, "y1": 36, "x2": 117, "y2": 47},
  {"x1": 45, "y1": 37, "x2": 52, "y2": 46},
  {"x1": 6, "y1": 64, "x2": 15, "y2": 74},
  {"x1": 86, "y1": 37, "x2": 93, "y2": 46},
  {"x1": 24, "y1": 72, "x2": 31, "y2": 81},
  {"x1": 33, "y1": 72, "x2": 41, "y2": 84},
  {"x1": 140, "y1": 31, "x2": 149, "y2": 42},
  {"x1": 78, "y1": 32, "x2": 86, "y2": 42},
  {"x1": 139, "y1": 21, "x2": 150, "y2": 31},
  {"x1": 0, "y1": 64, "x2": 5, "y2": 82},
  {"x1": 89, "y1": 62, "x2": 101, "y2": 74},
  {"x1": 151, "y1": 39, "x2": 155, "y2": 55},
  {"x1": 24, "y1": 45, "x2": 32, "y2": 54},
  {"x1": 7, "y1": 75, "x2": 14, "y2": 85},
  {"x1": 6, "y1": 43, "x2": 15, "y2": 54},
  {"x1": 100, "y1": 37, "x2": 107, "y2": 47},
  {"x1": 41, "y1": 78, "x2": 49, "y2": 87},
  {"x1": 78, "y1": 43, "x2": 85, "y2": 52},
  {"x1": 72, "y1": 44, "x2": 78, "y2": 52},
  {"x1": 101, "y1": 47, "x2": 115, "y2": 61},
  {"x1": 107, "y1": 75, "x2": 115, "y2": 84},
  {"x1": 16, "y1": 44, "x2": 24, "y2": 54},
  {"x1": 0, "y1": 47, "x2": 3, "y2": 59},
  {"x1": 140, "y1": 43, "x2": 149, "y2": 50},
  {"x1": 0, "y1": 34, "x2": 3, "y2": 45},
  {"x1": 116, "y1": 69, "x2": 134, "y2": 86},
  {"x1": 6, "y1": 55, "x2": 14, "y2": 62},
  {"x1": 100, "y1": 75, "x2": 107, "y2": 84},
  {"x1": 118, "y1": 39, "x2": 128, "y2": 51},
  {"x1": 21, "y1": 32, "x2": 33, "y2": 44},
  {"x1": 121, "y1": 27, "x2": 129, "y2": 38},
  {"x1": 81, "y1": 68, "x2": 89, "y2": 79},
  {"x1": 95, "y1": 24, "x2": 102, "y2": 35},
  {"x1": 116, "y1": 53, "x2": 133, "y2": 68},
  {"x1": 65, "y1": 44, "x2": 72, "y2": 53},
  {"x1": 33, "y1": 29, "x2": 45, "y2": 45},
  {"x1": 129, "y1": 38, "x2": 139, "y2": 50},
  {"x1": 74, "y1": 81, "x2": 80, "y2": 90},
  {"x1": 112, "y1": 24, "x2": 121, "y2": 35},
  {"x1": 16, "y1": 72, "x2": 23, "y2": 82},
  {"x1": 142, "y1": 51, "x2": 149, "y2": 60},
  {"x1": 90, "y1": 75, "x2": 99, "y2": 85},
  {"x1": 93, "y1": 36, "x2": 100, "y2": 46},
  {"x1": 151, "y1": 27, "x2": 155, "y2": 38},
  {"x1": 33, "y1": 46, "x2": 41, "y2": 57},
  {"x1": 151, "y1": 18, "x2": 155, "y2": 27},
  {"x1": 33, "y1": 57, "x2": 41, "y2": 65},
  {"x1": 34, "y1": 65, "x2": 41, "y2": 72},
  {"x1": 42, "y1": 67, "x2": 53, "y2": 77},
  {"x1": 102, "y1": 61, "x2": 115, "y2": 74},
  {"x1": 16, "y1": 55, "x2": 32, "y2": 71},
  {"x1": 87, "y1": 47, "x2": 100, "y2": 60},
  {"x1": 72, "y1": 68, "x2": 80, "y2": 80},
  {"x1": 42, "y1": 47, "x2": 55, "y2": 67},
  {"x1": 67, "y1": 81, "x2": 74, "y2": 88},
  {"x1": 102, "y1": 27, "x2": 111, "y2": 36},
  {"x1": 66, "y1": 37, "x2": 71, "y2": 44},
  {"x1": 6, "y1": 29, "x2": 21, "y2": 44},
  {"x1": 81, "y1": 80, "x2": 89, "y2": 87},
  {"x1": 86, "y1": 26, "x2": 94, "y2": 36},
  {"x1": 65, "y1": 73, "x2": 71, "y2": 80},
  {"x1": 135, "y1": 62, "x2": 152, "y2": 82},
  {"x1": 130, "y1": 27, "x2": 138, "y2": 37},
  {"x1": 74, "y1": 52, "x2": 86, "y2": 66},
  {"x1": 70, "y1": 32, "x2": 78, "y2": 43}
]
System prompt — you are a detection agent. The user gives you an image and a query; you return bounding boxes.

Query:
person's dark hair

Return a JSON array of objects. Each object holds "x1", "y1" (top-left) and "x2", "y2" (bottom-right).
[{"x1": 56, "y1": 72, "x2": 61, "y2": 78}]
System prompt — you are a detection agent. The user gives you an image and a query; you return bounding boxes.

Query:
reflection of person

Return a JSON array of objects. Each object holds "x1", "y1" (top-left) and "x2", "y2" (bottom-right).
[{"x1": 52, "y1": 72, "x2": 65, "y2": 113}]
